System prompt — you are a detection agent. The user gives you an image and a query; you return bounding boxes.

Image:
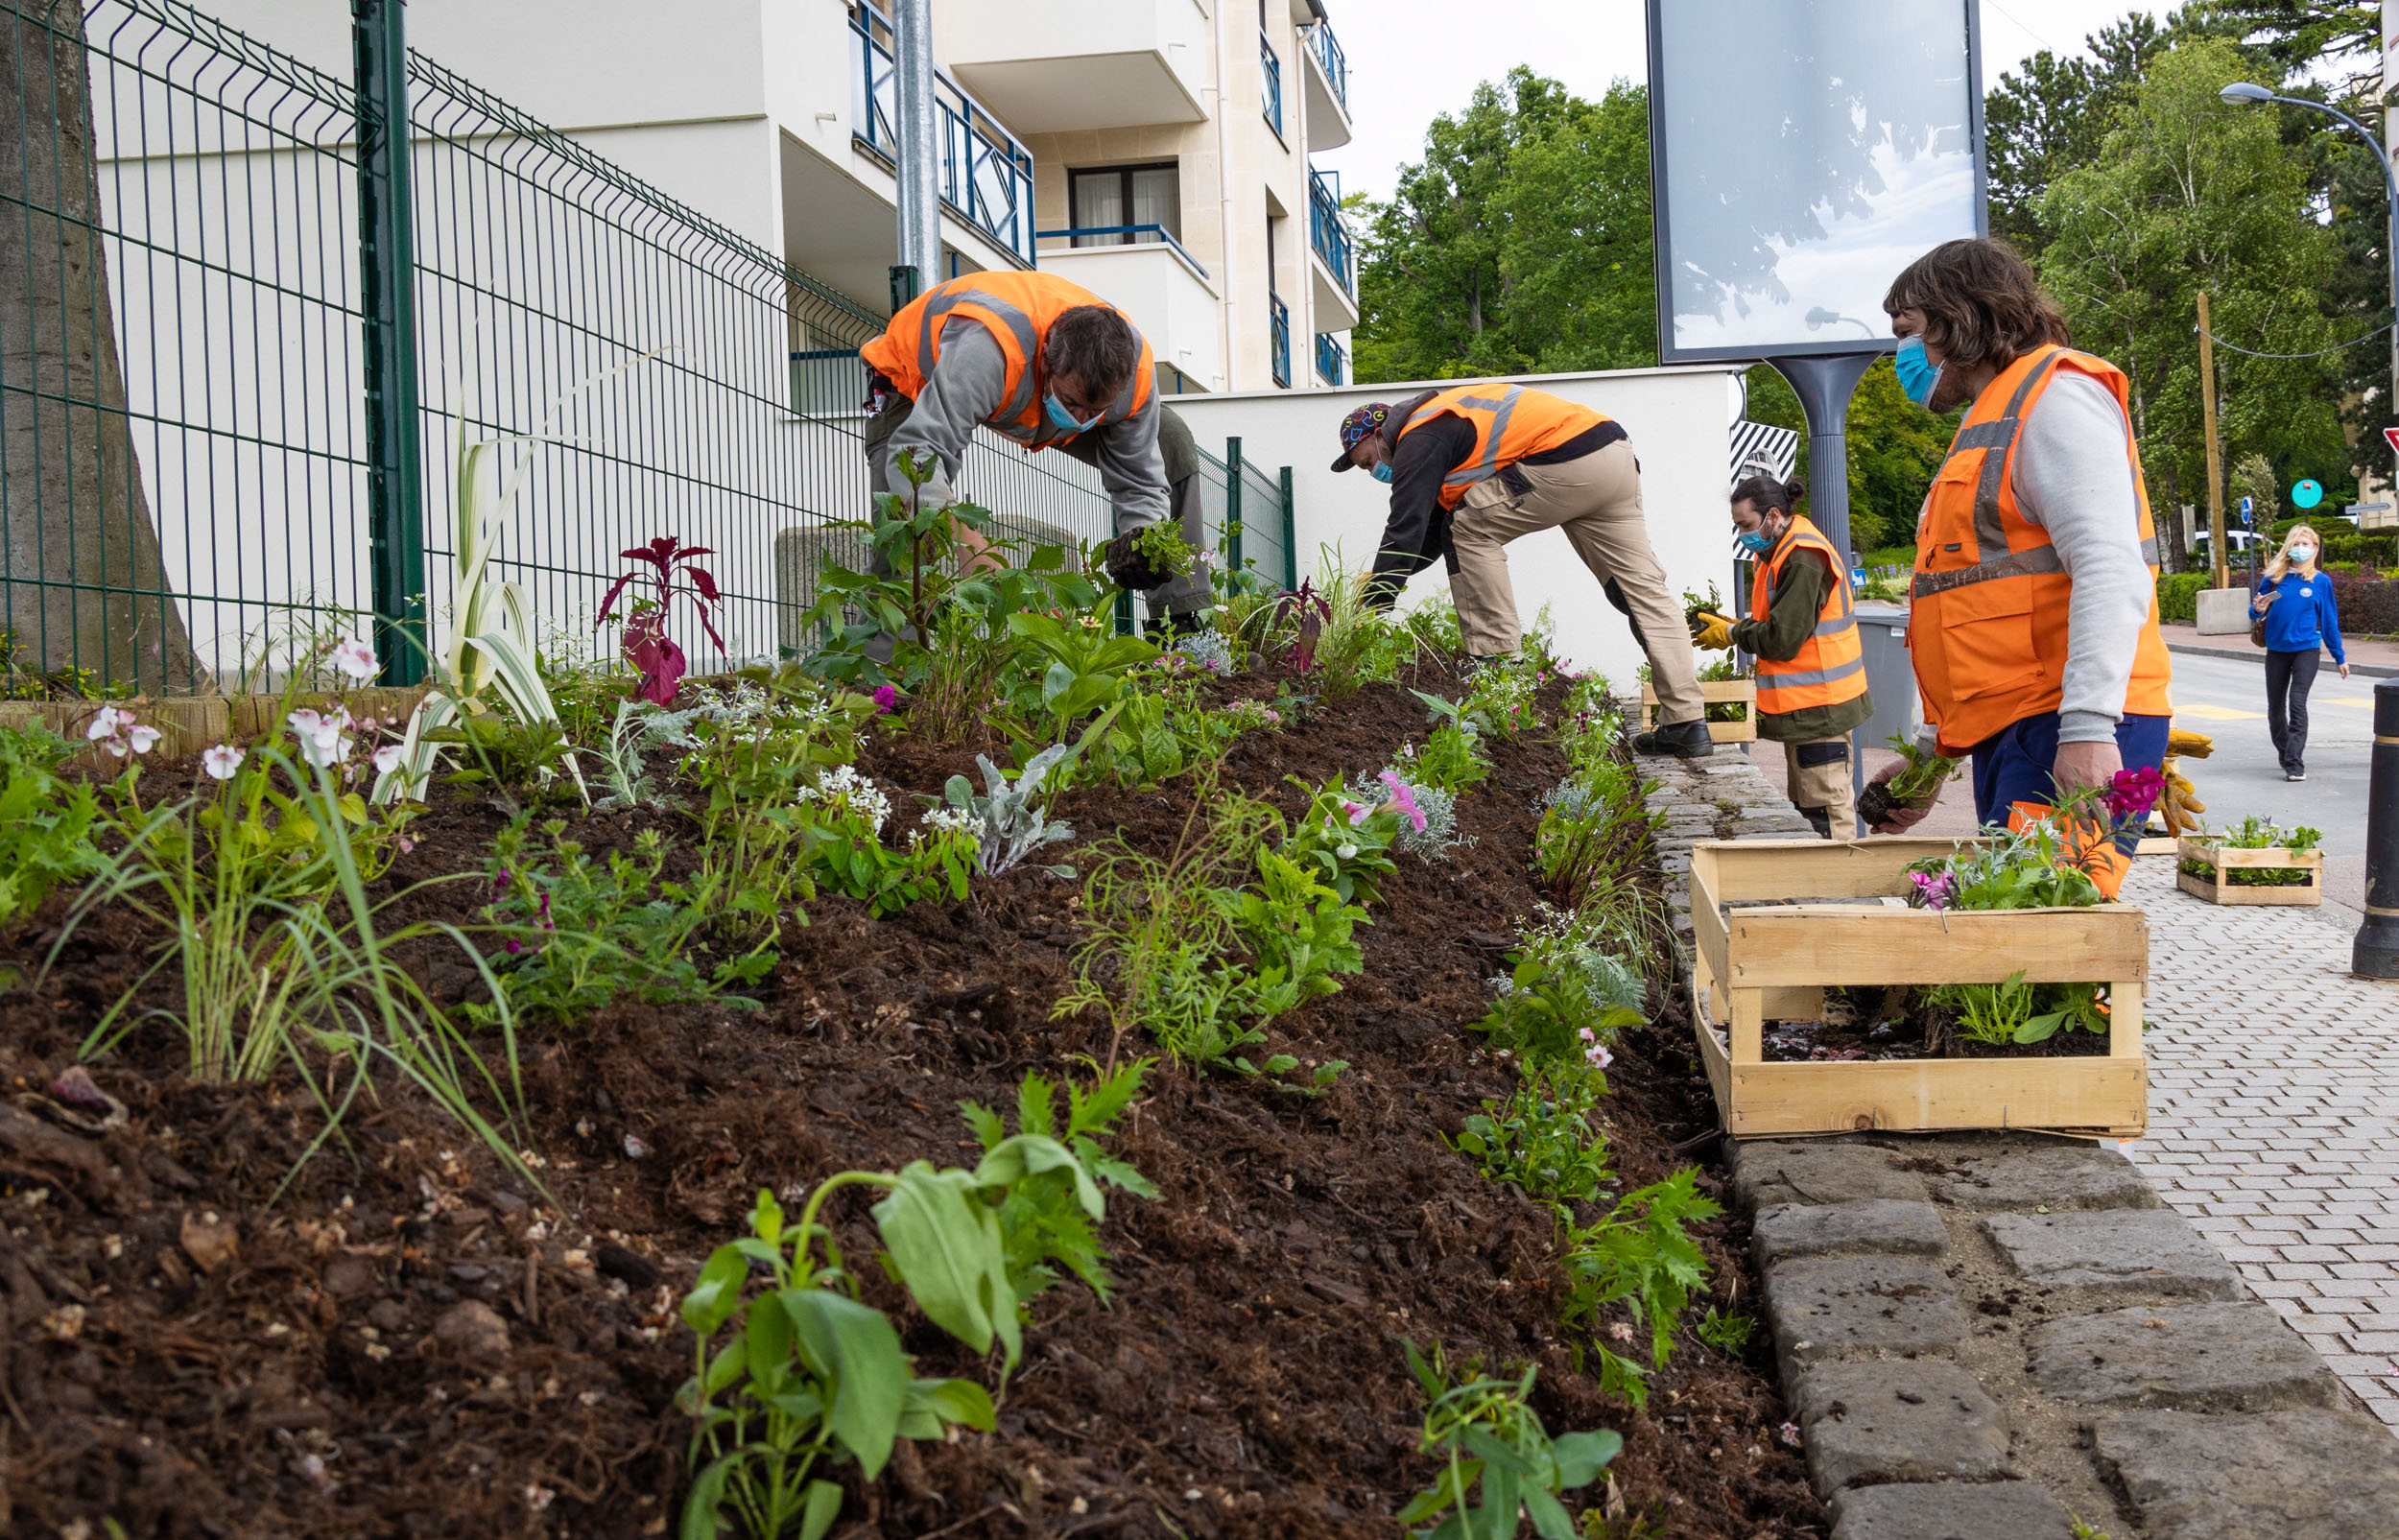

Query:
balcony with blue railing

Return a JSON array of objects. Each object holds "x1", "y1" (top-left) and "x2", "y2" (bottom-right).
[
  {"x1": 1260, "y1": 31, "x2": 1283, "y2": 141},
  {"x1": 1315, "y1": 331, "x2": 1345, "y2": 387},
  {"x1": 1300, "y1": 20, "x2": 1352, "y2": 151},
  {"x1": 1308, "y1": 166, "x2": 1359, "y2": 329},
  {"x1": 849, "y1": 2, "x2": 1035, "y2": 267},
  {"x1": 1269, "y1": 294, "x2": 1292, "y2": 389}
]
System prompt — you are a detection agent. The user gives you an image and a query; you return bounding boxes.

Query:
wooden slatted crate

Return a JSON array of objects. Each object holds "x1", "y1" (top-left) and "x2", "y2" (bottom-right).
[
  {"x1": 1640, "y1": 677, "x2": 1757, "y2": 744},
  {"x1": 1687, "y1": 838, "x2": 2149, "y2": 1139},
  {"x1": 2175, "y1": 837, "x2": 2323, "y2": 907}
]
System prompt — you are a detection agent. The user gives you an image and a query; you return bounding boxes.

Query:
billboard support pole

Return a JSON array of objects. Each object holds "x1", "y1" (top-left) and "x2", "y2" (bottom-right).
[{"x1": 1761, "y1": 351, "x2": 1876, "y2": 563}]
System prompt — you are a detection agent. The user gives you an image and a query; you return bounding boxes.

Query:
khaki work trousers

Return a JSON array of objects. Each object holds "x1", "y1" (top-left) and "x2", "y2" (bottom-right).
[
  {"x1": 1447, "y1": 438, "x2": 1704, "y2": 723},
  {"x1": 1783, "y1": 736, "x2": 1855, "y2": 818}
]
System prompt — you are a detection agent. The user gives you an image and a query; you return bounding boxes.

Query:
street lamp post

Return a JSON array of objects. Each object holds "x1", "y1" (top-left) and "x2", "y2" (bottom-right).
[{"x1": 2220, "y1": 82, "x2": 2399, "y2": 421}]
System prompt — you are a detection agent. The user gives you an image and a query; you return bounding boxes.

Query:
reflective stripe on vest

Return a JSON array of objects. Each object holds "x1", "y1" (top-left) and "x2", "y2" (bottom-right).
[
  {"x1": 1909, "y1": 345, "x2": 2174, "y2": 752},
  {"x1": 859, "y1": 271, "x2": 1155, "y2": 446},
  {"x1": 1395, "y1": 384, "x2": 1612, "y2": 510},
  {"x1": 1751, "y1": 515, "x2": 1868, "y2": 714}
]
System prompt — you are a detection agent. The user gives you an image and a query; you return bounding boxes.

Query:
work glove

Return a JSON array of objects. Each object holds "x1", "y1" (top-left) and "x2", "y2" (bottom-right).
[
  {"x1": 2158, "y1": 765, "x2": 2206, "y2": 838},
  {"x1": 1689, "y1": 610, "x2": 1735, "y2": 651},
  {"x1": 2167, "y1": 727, "x2": 2215, "y2": 761},
  {"x1": 1100, "y1": 529, "x2": 1173, "y2": 592}
]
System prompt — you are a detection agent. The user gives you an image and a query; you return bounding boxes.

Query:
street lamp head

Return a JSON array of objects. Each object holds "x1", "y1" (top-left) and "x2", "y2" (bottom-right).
[
  {"x1": 1805, "y1": 306, "x2": 1836, "y2": 331},
  {"x1": 2221, "y1": 82, "x2": 2277, "y2": 105}
]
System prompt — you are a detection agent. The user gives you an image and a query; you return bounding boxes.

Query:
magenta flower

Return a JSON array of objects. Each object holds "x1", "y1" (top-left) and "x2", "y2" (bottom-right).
[
  {"x1": 1379, "y1": 770, "x2": 1427, "y2": 833},
  {"x1": 872, "y1": 684, "x2": 898, "y2": 716},
  {"x1": 2104, "y1": 765, "x2": 2165, "y2": 821},
  {"x1": 1340, "y1": 798, "x2": 1372, "y2": 826},
  {"x1": 1908, "y1": 870, "x2": 1955, "y2": 911}
]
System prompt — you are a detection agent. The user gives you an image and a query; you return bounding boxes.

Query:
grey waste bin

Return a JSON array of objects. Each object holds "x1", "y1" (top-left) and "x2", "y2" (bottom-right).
[{"x1": 1849, "y1": 602, "x2": 1919, "y2": 832}]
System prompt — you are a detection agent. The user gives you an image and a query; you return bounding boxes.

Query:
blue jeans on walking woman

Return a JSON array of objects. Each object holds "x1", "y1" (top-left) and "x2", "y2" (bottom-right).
[{"x1": 2266, "y1": 648, "x2": 2320, "y2": 776}]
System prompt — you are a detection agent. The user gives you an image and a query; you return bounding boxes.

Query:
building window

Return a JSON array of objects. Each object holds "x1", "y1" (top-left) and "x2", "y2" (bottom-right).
[{"x1": 1068, "y1": 163, "x2": 1180, "y2": 249}]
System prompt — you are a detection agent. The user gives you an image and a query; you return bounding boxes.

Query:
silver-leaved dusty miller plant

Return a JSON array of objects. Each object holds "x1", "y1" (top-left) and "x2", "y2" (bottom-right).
[{"x1": 937, "y1": 743, "x2": 1079, "y2": 876}]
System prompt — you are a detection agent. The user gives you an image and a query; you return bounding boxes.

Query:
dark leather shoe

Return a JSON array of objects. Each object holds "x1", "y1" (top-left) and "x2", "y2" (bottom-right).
[{"x1": 1631, "y1": 716, "x2": 1714, "y2": 758}]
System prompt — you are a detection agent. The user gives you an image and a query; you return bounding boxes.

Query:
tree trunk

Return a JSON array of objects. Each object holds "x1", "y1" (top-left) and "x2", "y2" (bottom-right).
[{"x1": 1, "y1": 0, "x2": 202, "y2": 693}]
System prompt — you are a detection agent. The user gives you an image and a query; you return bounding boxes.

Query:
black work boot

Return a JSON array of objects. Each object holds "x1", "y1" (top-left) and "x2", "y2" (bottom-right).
[
  {"x1": 1798, "y1": 805, "x2": 1833, "y2": 839},
  {"x1": 1147, "y1": 609, "x2": 1208, "y2": 641},
  {"x1": 1631, "y1": 716, "x2": 1714, "y2": 758}
]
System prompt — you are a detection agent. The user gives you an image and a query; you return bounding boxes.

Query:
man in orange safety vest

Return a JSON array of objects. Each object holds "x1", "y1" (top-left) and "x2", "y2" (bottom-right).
[{"x1": 1333, "y1": 383, "x2": 1712, "y2": 756}]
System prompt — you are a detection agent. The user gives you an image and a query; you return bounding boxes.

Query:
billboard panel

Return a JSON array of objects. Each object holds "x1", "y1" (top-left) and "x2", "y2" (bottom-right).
[{"x1": 1647, "y1": 0, "x2": 1986, "y2": 362}]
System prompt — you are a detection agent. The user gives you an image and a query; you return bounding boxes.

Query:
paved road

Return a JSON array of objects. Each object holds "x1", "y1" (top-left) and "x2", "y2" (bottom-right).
[{"x1": 2166, "y1": 651, "x2": 2370, "y2": 913}]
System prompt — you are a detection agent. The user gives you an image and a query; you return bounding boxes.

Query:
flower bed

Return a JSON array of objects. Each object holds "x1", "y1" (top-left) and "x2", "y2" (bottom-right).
[{"x1": 0, "y1": 512, "x2": 1821, "y2": 1534}]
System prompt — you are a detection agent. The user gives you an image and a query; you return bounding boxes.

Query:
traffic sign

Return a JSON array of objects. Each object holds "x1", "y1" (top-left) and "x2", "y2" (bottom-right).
[
  {"x1": 2293, "y1": 479, "x2": 2324, "y2": 509},
  {"x1": 2386, "y1": 426, "x2": 2399, "y2": 457},
  {"x1": 2239, "y1": 495, "x2": 2253, "y2": 526}
]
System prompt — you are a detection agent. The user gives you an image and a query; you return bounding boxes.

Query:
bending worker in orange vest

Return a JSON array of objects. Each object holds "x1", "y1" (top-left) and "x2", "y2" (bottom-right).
[
  {"x1": 859, "y1": 271, "x2": 1207, "y2": 624},
  {"x1": 1332, "y1": 385, "x2": 1713, "y2": 756},
  {"x1": 1863, "y1": 238, "x2": 2173, "y2": 854},
  {"x1": 1693, "y1": 471, "x2": 1872, "y2": 838}
]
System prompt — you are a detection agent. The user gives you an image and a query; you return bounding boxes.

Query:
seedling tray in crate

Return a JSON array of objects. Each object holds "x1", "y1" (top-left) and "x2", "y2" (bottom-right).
[
  {"x1": 1687, "y1": 838, "x2": 2149, "y2": 1138},
  {"x1": 1640, "y1": 677, "x2": 1757, "y2": 744},
  {"x1": 2175, "y1": 837, "x2": 2323, "y2": 907}
]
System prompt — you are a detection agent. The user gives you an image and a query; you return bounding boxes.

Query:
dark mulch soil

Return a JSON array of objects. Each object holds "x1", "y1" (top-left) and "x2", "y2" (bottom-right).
[
  {"x1": 0, "y1": 662, "x2": 1825, "y2": 1538},
  {"x1": 1758, "y1": 985, "x2": 2111, "y2": 1063}
]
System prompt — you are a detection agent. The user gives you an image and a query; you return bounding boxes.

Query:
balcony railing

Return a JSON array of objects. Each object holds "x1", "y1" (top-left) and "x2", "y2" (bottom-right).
[
  {"x1": 1307, "y1": 21, "x2": 1348, "y2": 115},
  {"x1": 1034, "y1": 224, "x2": 1210, "y2": 282},
  {"x1": 1315, "y1": 331, "x2": 1345, "y2": 386},
  {"x1": 1309, "y1": 167, "x2": 1352, "y2": 296},
  {"x1": 1260, "y1": 32, "x2": 1282, "y2": 139},
  {"x1": 850, "y1": 3, "x2": 1035, "y2": 267},
  {"x1": 1270, "y1": 294, "x2": 1292, "y2": 388}
]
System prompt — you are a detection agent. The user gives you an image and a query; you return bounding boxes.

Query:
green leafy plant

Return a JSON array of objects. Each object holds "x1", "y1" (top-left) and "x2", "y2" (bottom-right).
[
  {"x1": 1003, "y1": 609, "x2": 1160, "y2": 746},
  {"x1": 2182, "y1": 814, "x2": 2323, "y2": 887},
  {"x1": 806, "y1": 818, "x2": 975, "y2": 918},
  {"x1": 426, "y1": 715, "x2": 584, "y2": 810},
  {"x1": 960, "y1": 1061, "x2": 1156, "y2": 1306},
  {"x1": 1449, "y1": 1066, "x2": 1615, "y2": 1206},
  {"x1": 1396, "y1": 718, "x2": 1492, "y2": 794},
  {"x1": 1398, "y1": 1342, "x2": 1622, "y2": 1540},
  {"x1": 1210, "y1": 848, "x2": 1370, "y2": 1004},
  {"x1": 927, "y1": 745, "x2": 1079, "y2": 876},
  {"x1": 1692, "y1": 1307, "x2": 1754, "y2": 1357},
  {"x1": 1475, "y1": 952, "x2": 1643, "y2": 1071},
  {"x1": 1858, "y1": 732, "x2": 1959, "y2": 826},
  {"x1": 1128, "y1": 518, "x2": 1196, "y2": 580},
  {"x1": 1282, "y1": 775, "x2": 1406, "y2": 904},
  {"x1": 1558, "y1": 1171, "x2": 1720, "y2": 1408},
  {"x1": 0, "y1": 724, "x2": 100, "y2": 930}
]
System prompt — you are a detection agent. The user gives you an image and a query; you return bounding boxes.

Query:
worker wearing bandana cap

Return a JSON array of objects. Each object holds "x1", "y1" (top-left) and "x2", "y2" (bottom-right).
[{"x1": 1331, "y1": 388, "x2": 1710, "y2": 755}]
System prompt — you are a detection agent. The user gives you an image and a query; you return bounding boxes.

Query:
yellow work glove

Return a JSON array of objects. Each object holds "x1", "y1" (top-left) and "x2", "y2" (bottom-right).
[
  {"x1": 2159, "y1": 764, "x2": 2206, "y2": 837},
  {"x1": 1689, "y1": 611, "x2": 1735, "y2": 651},
  {"x1": 2167, "y1": 728, "x2": 2215, "y2": 761}
]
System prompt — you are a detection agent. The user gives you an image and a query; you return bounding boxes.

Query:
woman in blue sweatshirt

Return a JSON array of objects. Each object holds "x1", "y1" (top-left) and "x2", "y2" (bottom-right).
[{"x1": 2251, "y1": 523, "x2": 2350, "y2": 782}]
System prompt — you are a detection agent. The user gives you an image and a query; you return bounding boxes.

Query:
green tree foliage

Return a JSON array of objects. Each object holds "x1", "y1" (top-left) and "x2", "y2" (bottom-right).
[
  {"x1": 1353, "y1": 69, "x2": 1654, "y2": 383},
  {"x1": 2037, "y1": 37, "x2": 2346, "y2": 517},
  {"x1": 1984, "y1": 14, "x2": 2180, "y2": 250}
]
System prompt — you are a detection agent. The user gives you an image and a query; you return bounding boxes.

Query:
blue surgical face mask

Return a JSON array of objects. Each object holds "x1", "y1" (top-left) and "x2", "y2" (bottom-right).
[
  {"x1": 1894, "y1": 334, "x2": 1942, "y2": 409},
  {"x1": 1370, "y1": 461, "x2": 1393, "y2": 485},
  {"x1": 1045, "y1": 391, "x2": 1101, "y2": 437},
  {"x1": 1735, "y1": 529, "x2": 1776, "y2": 557}
]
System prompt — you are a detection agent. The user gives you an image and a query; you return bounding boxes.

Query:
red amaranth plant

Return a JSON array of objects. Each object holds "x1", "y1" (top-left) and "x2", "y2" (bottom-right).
[{"x1": 597, "y1": 536, "x2": 724, "y2": 705}]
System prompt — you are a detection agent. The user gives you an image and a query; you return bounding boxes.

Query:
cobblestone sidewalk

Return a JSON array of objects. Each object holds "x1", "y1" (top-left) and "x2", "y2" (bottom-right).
[{"x1": 2119, "y1": 858, "x2": 2399, "y2": 1430}]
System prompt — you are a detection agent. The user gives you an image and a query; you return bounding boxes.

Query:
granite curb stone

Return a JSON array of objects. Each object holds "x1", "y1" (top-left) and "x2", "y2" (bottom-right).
[
  {"x1": 1762, "y1": 1257, "x2": 1969, "y2": 1385},
  {"x1": 1790, "y1": 1359, "x2": 2011, "y2": 1495},
  {"x1": 2092, "y1": 1408, "x2": 2399, "y2": 1539},
  {"x1": 1826, "y1": 1481, "x2": 2076, "y2": 1540},
  {"x1": 1754, "y1": 1198, "x2": 1949, "y2": 1264},
  {"x1": 1726, "y1": 1139, "x2": 1931, "y2": 1211},
  {"x1": 1913, "y1": 1139, "x2": 2161, "y2": 1212},
  {"x1": 2026, "y1": 1301, "x2": 2340, "y2": 1410},
  {"x1": 1982, "y1": 1208, "x2": 2242, "y2": 1298}
]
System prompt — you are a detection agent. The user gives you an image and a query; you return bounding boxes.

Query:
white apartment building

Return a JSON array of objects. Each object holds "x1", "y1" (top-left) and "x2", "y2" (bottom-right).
[{"x1": 198, "y1": 0, "x2": 1360, "y2": 402}]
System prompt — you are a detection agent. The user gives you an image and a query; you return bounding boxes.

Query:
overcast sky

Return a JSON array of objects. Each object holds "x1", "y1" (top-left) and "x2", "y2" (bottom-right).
[{"x1": 1315, "y1": 0, "x2": 2187, "y2": 202}]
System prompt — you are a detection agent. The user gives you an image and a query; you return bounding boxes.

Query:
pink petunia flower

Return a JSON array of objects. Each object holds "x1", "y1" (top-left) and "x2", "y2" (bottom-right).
[
  {"x1": 1340, "y1": 799, "x2": 1372, "y2": 826},
  {"x1": 1378, "y1": 770, "x2": 1427, "y2": 834}
]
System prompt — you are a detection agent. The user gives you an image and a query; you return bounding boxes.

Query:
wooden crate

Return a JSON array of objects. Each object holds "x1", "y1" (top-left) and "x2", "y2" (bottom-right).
[
  {"x1": 1687, "y1": 838, "x2": 2149, "y2": 1139},
  {"x1": 1640, "y1": 677, "x2": 1758, "y2": 744},
  {"x1": 2174, "y1": 837, "x2": 2322, "y2": 907}
]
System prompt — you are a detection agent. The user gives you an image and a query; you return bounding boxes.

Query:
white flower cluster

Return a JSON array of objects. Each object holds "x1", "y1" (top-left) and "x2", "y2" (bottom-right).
[
  {"x1": 83, "y1": 705, "x2": 160, "y2": 759},
  {"x1": 918, "y1": 805, "x2": 979, "y2": 837},
  {"x1": 794, "y1": 763, "x2": 891, "y2": 833}
]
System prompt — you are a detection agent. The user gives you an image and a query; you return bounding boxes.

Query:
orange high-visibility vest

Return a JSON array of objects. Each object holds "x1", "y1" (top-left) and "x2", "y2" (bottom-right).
[
  {"x1": 859, "y1": 271, "x2": 1155, "y2": 449},
  {"x1": 1750, "y1": 514, "x2": 1867, "y2": 716},
  {"x1": 1911, "y1": 346, "x2": 2173, "y2": 755},
  {"x1": 1395, "y1": 385, "x2": 1612, "y2": 510}
]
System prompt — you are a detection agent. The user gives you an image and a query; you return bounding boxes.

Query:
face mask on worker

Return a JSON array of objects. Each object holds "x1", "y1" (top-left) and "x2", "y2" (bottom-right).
[
  {"x1": 1894, "y1": 334, "x2": 1942, "y2": 410},
  {"x1": 2289, "y1": 545, "x2": 2316, "y2": 566},
  {"x1": 1371, "y1": 462, "x2": 1393, "y2": 484},
  {"x1": 1045, "y1": 391, "x2": 1102, "y2": 438},
  {"x1": 1734, "y1": 513, "x2": 1782, "y2": 557}
]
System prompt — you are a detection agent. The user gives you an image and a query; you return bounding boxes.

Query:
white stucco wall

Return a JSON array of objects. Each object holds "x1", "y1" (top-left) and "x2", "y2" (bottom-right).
[{"x1": 1165, "y1": 367, "x2": 1742, "y2": 687}]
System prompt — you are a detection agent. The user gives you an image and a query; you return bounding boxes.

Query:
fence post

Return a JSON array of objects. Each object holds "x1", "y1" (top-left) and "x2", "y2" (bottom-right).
[
  {"x1": 354, "y1": 0, "x2": 426, "y2": 684},
  {"x1": 1223, "y1": 437, "x2": 1245, "y2": 580},
  {"x1": 1278, "y1": 466, "x2": 1296, "y2": 591}
]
